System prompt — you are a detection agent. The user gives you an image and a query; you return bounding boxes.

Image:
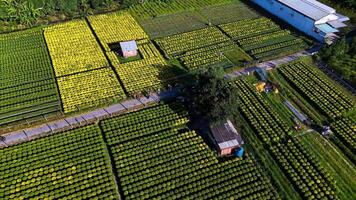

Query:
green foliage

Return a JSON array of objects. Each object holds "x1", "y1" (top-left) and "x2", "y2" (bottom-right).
[
  {"x1": 100, "y1": 103, "x2": 279, "y2": 200},
  {"x1": 279, "y1": 61, "x2": 354, "y2": 119},
  {"x1": 1, "y1": 0, "x2": 43, "y2": 25},
  {"x1": 0, "y1": 29, "x2": 61, "y2": 126},
  {"x1": 0, "y1": 125, "x2": 120, "y2": 199},
  {"x1": 182, "y1": 66, "x2": 240, "y2": 124},
  {"x1": 317, "y1": 37, "x2": 356, "y2": 86}
]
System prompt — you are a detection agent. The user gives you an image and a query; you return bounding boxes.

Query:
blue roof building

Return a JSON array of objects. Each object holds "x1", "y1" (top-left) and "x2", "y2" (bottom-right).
[{"x1": 252, "y1": 0, "x2": 349, "y2": 43}]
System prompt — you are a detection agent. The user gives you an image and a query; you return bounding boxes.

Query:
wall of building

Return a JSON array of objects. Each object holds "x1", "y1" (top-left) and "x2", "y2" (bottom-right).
[
  {"x1": 123, "y1": 50, "x2": 138, "y2": 58},
  {"x1": 252, "y1": 0, "x2": 325, "y2": 42}
]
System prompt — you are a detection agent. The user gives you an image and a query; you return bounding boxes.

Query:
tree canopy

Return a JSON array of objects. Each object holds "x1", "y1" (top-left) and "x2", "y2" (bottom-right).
[
  {"x1": 317, "y1": 37, "x2": 356, "y2": 86},
  {"x1": 182, "y1": 66, "x2": 240, "y2": 124}
]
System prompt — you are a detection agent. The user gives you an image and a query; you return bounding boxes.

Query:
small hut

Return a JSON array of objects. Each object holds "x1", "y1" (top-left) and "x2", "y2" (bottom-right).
[
  {"x1": 209, "y1": 120, "x2": 244, "y2": 156},
  {"x1": 120, "y1": 40, "x2": 138, "y2": 58}
]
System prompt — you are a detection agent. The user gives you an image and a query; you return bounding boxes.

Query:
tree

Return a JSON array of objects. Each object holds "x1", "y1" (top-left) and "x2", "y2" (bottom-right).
[{"x1": 182, "y1": 66, "x2": 240, "y2": 124}]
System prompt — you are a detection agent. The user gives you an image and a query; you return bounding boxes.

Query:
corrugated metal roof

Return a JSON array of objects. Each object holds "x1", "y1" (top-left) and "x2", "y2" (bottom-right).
[
  {"x1": 304, "y1": 0, "x2": 335, "y2": 13},
  {"x1": 120, "y1": 40, "x2": 137, "y2": 52},
  {"x1": 327, "y1": 20, "x2": 347, "y2": 28},
  {"x1": 277, "y1": 0, "x2": 333, "y2": 20},
  {"x1": 316, "y1": 23, "x2": 339, "y2": 33},
  {"x1": 335, "y1": 13, "x2": 350, "y2": 22},
  {"x1": 284, "y1": 101, "x2": 308, "y2": 122},
  {"x1": 210, "y1": 120, "x2": 244, "y2": 146},
  {"x1": 218, "y1": 140, "x2": 240, "y2": 149}
]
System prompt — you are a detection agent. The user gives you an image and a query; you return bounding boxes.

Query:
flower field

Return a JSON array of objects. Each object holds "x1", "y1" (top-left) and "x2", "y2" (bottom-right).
[
  {"x1": 0, "y1": 29, "x2": 61, "y2": 127},
  {"x1": 88, "y1": 12, "x2": 148, "y2": 52},
  {"x1": 331, "y1": 117, "x2": 356, "y2": 152},
  {"x1": 156, "y1": 27, "x2": 239, "y2": 69},
  {"x1": 100, "y1": 103, "x2": 279, "y2": 200},
  {"x1": 269, "y1": 138, "x2": 337, "y2": 200},
  {"x1": 278, "y1": 62, "x2": 354, "y2": 119},
  {"x1": 44, "y1": 20, "x2": 109, "y2": 77},
  {"x1": 111, "y1": 41, "x2": 177, "y2": 95},
  {"x1": 234, "y1": 79, "x2": 291, "y2": 144},
  {"x1": 0, "y1": 125, "x2": 119, "y2": 199},
  {"x1": 57, "y1": 68, "x2": 126, "y2": 113},
  {"x1": 219, "y1": 18, "x2": 306, "y2": 60},
  {"x1": 129, "y1": 0, "x2": 232, "y2": 19},
  {"x1": 44, "y1": 19, "x2": 126, "y2": 113},
  {"x1": 234, "y1": 79, "x2": 337, "y2": 199},
  {"x1": 88, "y1": 13, "x2": 178, "y2": 95}
]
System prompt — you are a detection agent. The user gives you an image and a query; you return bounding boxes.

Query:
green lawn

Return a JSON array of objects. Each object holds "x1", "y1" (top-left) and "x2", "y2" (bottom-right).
[
  {"x1": 298, "y1": 132, "x2": 356, "y2": 200},
  {"x1": 224, "y1": 47, "x2": 252, "y2": 65},
  {"x1": 262, "y1": 93, "x2": 296, "y2": 129}
]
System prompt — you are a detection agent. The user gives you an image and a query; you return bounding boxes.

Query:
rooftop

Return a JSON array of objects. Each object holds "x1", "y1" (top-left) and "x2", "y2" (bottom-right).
[
  {"x1": 120, "y1": 40, "x2": 138, "y2": 52},
  {"x1": 210, "y1": 120, "x2": 244, "y2": 149},
  {"x1": 277, "y1": 0, "x2": 335, "y2": 21}
]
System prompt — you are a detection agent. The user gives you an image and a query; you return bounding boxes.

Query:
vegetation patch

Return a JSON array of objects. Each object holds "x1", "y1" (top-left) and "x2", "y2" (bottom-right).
[
  {"x1": 198, "y1": 1, "x2": 260, "y2": 25},
  {"x1": 0, "y1": 125, "x2": 120, "y2": 199},
  {"x1": 219, "y1": 18, "x2": 307, "y2": 61},
  {"x1": 0, "y1": 28, "x2": 61, "y2": 127},
  {"x1": 139, "y1": 11, "x2": 207, "y2": 39},
  {"x1": 100, "y1": 103, "x2": 279, "y2": 200}
]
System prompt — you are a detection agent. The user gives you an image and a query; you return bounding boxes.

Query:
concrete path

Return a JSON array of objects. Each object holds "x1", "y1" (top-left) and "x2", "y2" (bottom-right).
[
  {"x1": 225, "y1": 50, "x2": 311, "y2": 79},
  {"x1": 0, "y1": 88, "x2": 179, "y2": 148}
]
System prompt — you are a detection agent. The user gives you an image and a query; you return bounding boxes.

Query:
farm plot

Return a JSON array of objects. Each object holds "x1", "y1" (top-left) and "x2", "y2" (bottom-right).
[
  {"x1": 0, "y1": 125, "x2": 119, "y2": 200},
  {"x1": 129, "y1": 0, "x2": 232, "y2": 20},
  {"x1": 139, "y1": 11, "x2": 207, "y2": 39},
  {"x1": 299, "y1": 132, "x2": 356, "y2": 200},
  {"x1": 109, "y1": 40, "x2": 177, "y2": 95},
  {"x1": 234, "y1": 79, "x2": 337, "y2": 199},
  {"x1": 198, "y1": 1, "x2": 260, "y2": 25},
  {"x1": 57, "y1": 68, "x2": 126, "y2": 113},
  {"x1": 0, "y1": 29, "x2": 61, "y2": 127},
  {"x1": 100, "y1": 103, "x2": 279, "y2": 200},
  {"x1": 156, "y1": 27, "x2": 249, "y2": 70},
  {"x1": 234, "y1": 79, "x2": 291, "y2": 144},
  {"x1": 44, "y1": 20, "x2": 109, "y2": 77},
  {"x1": 89, "y1": 12, "x2": 178, "y2": 96},
  {"x1": 269, "y1": 138, "x2": 337, "y2": 200},
  {"x1": 219, "y1": 18, "x2": 306, "y2": 60},
  {"x1": 278, "y1": 62, "x2": 354, "y2": 119},
  {"x1": 88, "y1": 11, "x2": 148, "y2": 52},
  {"x1": 331, "y1": 117, "x2": 356, "y2": 152}
]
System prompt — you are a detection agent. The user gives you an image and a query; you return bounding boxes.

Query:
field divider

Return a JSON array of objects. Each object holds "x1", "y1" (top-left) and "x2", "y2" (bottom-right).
[{"x1": 0, "y1": 89, "x2": 179, "y2": 148}]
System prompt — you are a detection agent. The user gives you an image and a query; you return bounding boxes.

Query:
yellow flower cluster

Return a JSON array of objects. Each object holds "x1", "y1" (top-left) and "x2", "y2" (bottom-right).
[
  {"x1": 44, "y1": 20, "x2": 109, "y2": 77},
  {"x1": 111, "y1": 42, "x2": 176, "y2": 95},
  {"x1": 88, "y1": 11, "x2": 148, "y2": 51},
  {"x1": 57, "y1": 68, "x2": 126, "y2": 113}
]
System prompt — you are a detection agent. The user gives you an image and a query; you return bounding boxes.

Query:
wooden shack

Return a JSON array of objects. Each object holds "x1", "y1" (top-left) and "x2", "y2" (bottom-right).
[{"x1": 209, "y1": 120, "x2": 244, "y2": 156}]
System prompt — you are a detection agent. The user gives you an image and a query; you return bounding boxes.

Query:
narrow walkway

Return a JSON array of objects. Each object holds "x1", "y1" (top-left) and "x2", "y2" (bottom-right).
[
  {"x1": 316, "y1": 62, "x2": 356, "y2": 95},
  {"x1": 0, "y1": 88, "x2": 179, "y2": 148},
  {"x1": 225, "y1": 50, "x2": 311, "y2": 79}
]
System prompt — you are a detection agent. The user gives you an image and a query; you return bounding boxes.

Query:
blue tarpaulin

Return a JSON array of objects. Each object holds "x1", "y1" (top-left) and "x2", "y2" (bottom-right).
[{"x1": 235, "y1": 147, "x2": 244, "y2": 158}]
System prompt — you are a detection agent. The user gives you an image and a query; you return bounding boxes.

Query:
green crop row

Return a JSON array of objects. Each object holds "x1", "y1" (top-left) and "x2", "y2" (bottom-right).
[
  {"x1": 99, "y1": 103, "x2": 279, "y2": 200},
  {"x1": 234, "y1": 79, "x2": 337, "y2": 199},
  {"x1": 0, "y1": 28, "x2": 61, "y2": 127},
  {"x1": 278, "y1": 62, "x2": 354, "y2": 119},
  {"x1": 0, "y1": 125, "x2": 119, "y2": 200}
]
